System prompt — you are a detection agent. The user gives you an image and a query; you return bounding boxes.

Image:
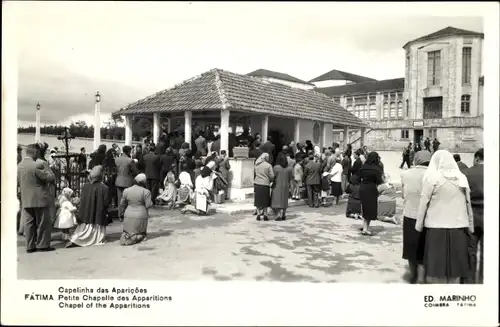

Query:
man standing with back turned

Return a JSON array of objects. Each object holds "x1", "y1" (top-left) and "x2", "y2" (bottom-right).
[
  {"x1": 17, "y1": 144, "x2": 56, "y2": 253},
  {"x1": 463, "y1": 148, "x2": 484, "y2": 284}
]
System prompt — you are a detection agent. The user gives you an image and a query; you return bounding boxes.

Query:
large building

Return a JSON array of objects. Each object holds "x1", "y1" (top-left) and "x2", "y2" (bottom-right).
[{"x1": 313, "y1": 26, "x2": 484, "y2": 152}]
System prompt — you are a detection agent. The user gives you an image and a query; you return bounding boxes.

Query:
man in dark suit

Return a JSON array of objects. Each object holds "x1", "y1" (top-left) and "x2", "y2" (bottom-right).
[
  {"x1": 453, "y1": 154, "x2": 469, "y2": 172},
  {"x1": 143, "y1": 145, "x2": 161, "y2": 202},
  {"x1": 115, "y1": 145, "x2": 139, "y2": 219},
  {"x1": 17, "y1": 144, "x2": 56, "y2": 253},
  {"x1": 463, "y1": 148, "x2": 484, "y2": 284},
  {"x1": 260, "y1": 136, "x2": 275, "y2": 165},
  {"x1": 304, "y1": 154, "x2": 321, "y2": 208}
]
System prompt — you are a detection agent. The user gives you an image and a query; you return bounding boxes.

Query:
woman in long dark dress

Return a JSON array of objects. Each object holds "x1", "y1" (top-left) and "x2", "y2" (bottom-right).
[
  {"x1": 359, "y1": 152, "x2": 384, "y2": 236},
  {"x1": 271, "y1": 152, "x2": 292, "y2": 221}
]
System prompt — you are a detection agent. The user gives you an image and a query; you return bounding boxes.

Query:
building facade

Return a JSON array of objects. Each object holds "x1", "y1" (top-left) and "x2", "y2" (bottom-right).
[{"x1": 314, "y1": 26, "x2": 484, "y2": 152}]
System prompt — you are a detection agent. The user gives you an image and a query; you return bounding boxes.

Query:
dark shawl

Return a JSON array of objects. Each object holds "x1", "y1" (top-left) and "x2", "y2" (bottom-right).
[{"x1": 78, "y1": 170, "x2": 110, "y2": 226}]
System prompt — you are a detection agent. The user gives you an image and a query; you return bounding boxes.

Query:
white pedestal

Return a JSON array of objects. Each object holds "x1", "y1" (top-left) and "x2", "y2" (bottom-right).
[{"x1": 227, "y1": 158, "x2": 255, "y2": 200}]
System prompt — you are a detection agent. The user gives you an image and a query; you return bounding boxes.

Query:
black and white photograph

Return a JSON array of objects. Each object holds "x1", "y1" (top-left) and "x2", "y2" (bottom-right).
[{"x1": 2, "y1": 2, "x2": 498, "y2": 326}]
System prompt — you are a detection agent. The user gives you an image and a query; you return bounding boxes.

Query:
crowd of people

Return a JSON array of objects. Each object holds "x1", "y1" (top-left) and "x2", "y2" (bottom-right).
[{"x1": 16, "y1": 127, "x2": 484, "y2": 284}]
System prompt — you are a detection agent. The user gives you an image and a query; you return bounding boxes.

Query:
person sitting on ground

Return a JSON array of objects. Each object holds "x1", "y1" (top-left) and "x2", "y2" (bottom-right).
[
  {"x1": 216, "y1": 150, "x2": 231, "y2": 200},
  {"x1": 177, "y1": 163, "x2": 195, "y2": 206},
  {"x1": 118, "y1": 173, "x2": 153, "y2": 246},
  {"x1": 157, "y1": 171, "x2": 177, "y2": 209},
  {"x1": 345, "y1": 175, "x2": 362, "y2": 219},
  {"x1": 377, "y1": 174, "x2": 398, "y2": 224}
]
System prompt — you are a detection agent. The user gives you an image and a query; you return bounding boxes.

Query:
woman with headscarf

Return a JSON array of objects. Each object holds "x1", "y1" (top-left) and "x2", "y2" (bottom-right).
[
  {"x1": 415, "y1": 150, "x2": 474, "y2": 284},
  {"x1": 118, "y1": 173, "x2": 153, "y2": 246},
  {"x1": 253, "y1": 153, "x2": 275, "y2": 221},
  {"x1": 359, "y1": 151, "x2": 384, "y2": 236},
  {"x1": 177, "y1": 163, "x2": 195, "y2": 206},
  {"x1": 157, "y1": 171, "x2": 178, "y2": 209},
  {"x1": 192, "y1": 163, "x2": 216, "y2": 214},
  {"x1": 66, "y1": 166, "x2": 110, "y2": 247},
  {"x1": 271, "y1": 152, "x2": 292, "y2": 221},
  {"x1": 400, "y1": 150, "x2": 432, "y2": 284}
]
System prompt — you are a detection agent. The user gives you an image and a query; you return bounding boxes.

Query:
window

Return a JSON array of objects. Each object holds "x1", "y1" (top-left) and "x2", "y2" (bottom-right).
[
  {"x1": 397, "y1": 101, "x2": 403, "y2": 118},
  {"x1": 461, "y1": 95, "x2": 471, "y2": 113},
  {"x1": 423, "y1": 97, "x2": 443, "y2": 119},
  {"x1": 390, "y1": 102, "x2": 397, "y2": 118},
  {"x1": 369, "y1": 103, "x2": 377, "y2": 119},
  {"x1": 462, "y1": 47, "x2": 472, "y2": 85},
  {"x1": 405, "y1": 99, "x2": 409, "y2": 117},
  {"x1": 383, "y1": 102, "x2": 389, "y2": 119},
  {"x1": 427, "y1": 128, "x2": 437, "y2": 139},
  {"x1": 427, "y1": 50, "x2": 441, "y2": 86},
  {"x1": 401, "y1": 129, "x2": 410, "y2": 139}
]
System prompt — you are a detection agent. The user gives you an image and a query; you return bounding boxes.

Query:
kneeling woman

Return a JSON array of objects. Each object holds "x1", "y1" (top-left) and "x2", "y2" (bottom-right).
[{"x1": 118, "y1": 173, "x2": 153, "y2": 246}]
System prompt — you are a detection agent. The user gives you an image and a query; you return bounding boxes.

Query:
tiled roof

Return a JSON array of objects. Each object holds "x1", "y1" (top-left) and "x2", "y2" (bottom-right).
[
  {"x1": 403, "y1": 26, "x2": 484, "y2": 48},
  {"x1": 246, "y1": 69, "x2": 314, "y2": 85},
  {"x1": 313, "y1": 78, "x2": 405, "y2": 97},
  {"x1": 309, "y1": 69, "x2": 377, "y2": 83},
  {"x1": 113, "y1": 69, "x2": 366, "y2": 128}
]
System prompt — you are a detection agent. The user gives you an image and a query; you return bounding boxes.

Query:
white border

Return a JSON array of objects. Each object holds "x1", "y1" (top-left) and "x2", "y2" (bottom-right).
[{"x1": 2, "y1": 2, "x2": 499, "y2": 326}]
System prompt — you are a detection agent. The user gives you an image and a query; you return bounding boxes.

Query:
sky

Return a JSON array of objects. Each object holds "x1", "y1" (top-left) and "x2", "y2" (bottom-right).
[{"x1": 9, "y1": 2, "x2": 484, "y2": 127}]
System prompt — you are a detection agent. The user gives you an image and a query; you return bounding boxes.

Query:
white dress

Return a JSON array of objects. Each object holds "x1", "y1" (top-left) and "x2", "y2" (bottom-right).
[{"x1": 54, "y1": 199, "x2": 78, "y2": 229}]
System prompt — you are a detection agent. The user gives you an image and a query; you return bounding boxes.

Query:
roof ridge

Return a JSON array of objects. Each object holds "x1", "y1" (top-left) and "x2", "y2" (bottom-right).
[{"x1": 214, "y1": 69, "x2": 230, "y2": 110}]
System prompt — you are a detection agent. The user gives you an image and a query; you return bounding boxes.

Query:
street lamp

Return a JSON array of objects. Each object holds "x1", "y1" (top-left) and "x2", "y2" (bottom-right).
[
  {"x1": 35, "y1": 102, "x2": 41, "y2": 142},
  {"x1": 93, "y1": 91, "x2": 101, "y2": 151}
]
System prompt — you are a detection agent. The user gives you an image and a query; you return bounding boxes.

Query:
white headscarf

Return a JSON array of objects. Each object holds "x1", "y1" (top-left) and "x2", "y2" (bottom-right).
[{"x1": 423, "y1": 150, "x2": 469, "y2": 189}]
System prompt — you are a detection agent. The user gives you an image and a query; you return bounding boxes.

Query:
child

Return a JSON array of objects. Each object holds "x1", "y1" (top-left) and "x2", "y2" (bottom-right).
[
  {"x1": 329, "y1": 157, "x2": 343, "y2": 205},
  {"x1": 54, "y1": 187, "x2": 78, "y2": 240},
  {"x1": 217, "y1": 150, "x2": 231, "y2": 200},
  {"x1": 157, "y1": 171, "x2": 177, "y2": 209},
  {"x1": 291, "y1": 157, "x2": 304, "y2": 200}
]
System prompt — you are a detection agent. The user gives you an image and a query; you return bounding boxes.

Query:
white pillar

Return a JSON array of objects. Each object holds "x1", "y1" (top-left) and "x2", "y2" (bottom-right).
[
  {"x1": 153, "y1": 113, "x2": 160, "y2": 144},
  {"x1": 35, "y1": 105, "x2": 41, "y2": 143},
  {"x1": 124, "y1": 116, "x2": 133, "y2": 146},
  {"x1": 343, "y1": 126, "x2": 350, "y2": 147},
  {"x1": 93, "y1": 100, "x2": 101, "y2": 151},
  {"x1": 220, "y1": 110, "x2": 230, "y2": 153},
  {"x1": 294, "y1": 119, "x2": 300, "y2": 142},
  {"x1": 184, "y1": 111, "x2": 192, "y2": 146},
  {"x1": 360, "y1": 127, "x2": 366, "y2": 147},
  {"x1": 261, "y1": 115, "x2": 269, "y2": 142}
]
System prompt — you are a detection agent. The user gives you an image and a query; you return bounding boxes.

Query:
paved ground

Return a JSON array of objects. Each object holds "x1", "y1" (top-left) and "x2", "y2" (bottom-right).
[{"x1": 17, "y1": 198, "x2": 410, "y2": 283}]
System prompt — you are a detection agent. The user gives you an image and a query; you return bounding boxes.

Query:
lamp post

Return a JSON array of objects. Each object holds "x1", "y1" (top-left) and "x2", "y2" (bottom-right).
[
  {"x1": 93, "y1": 91, "x2": 101, "y2": 151},
  {"x1": 35, "y1": 102, "x2": 41, "y2": 142}
]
